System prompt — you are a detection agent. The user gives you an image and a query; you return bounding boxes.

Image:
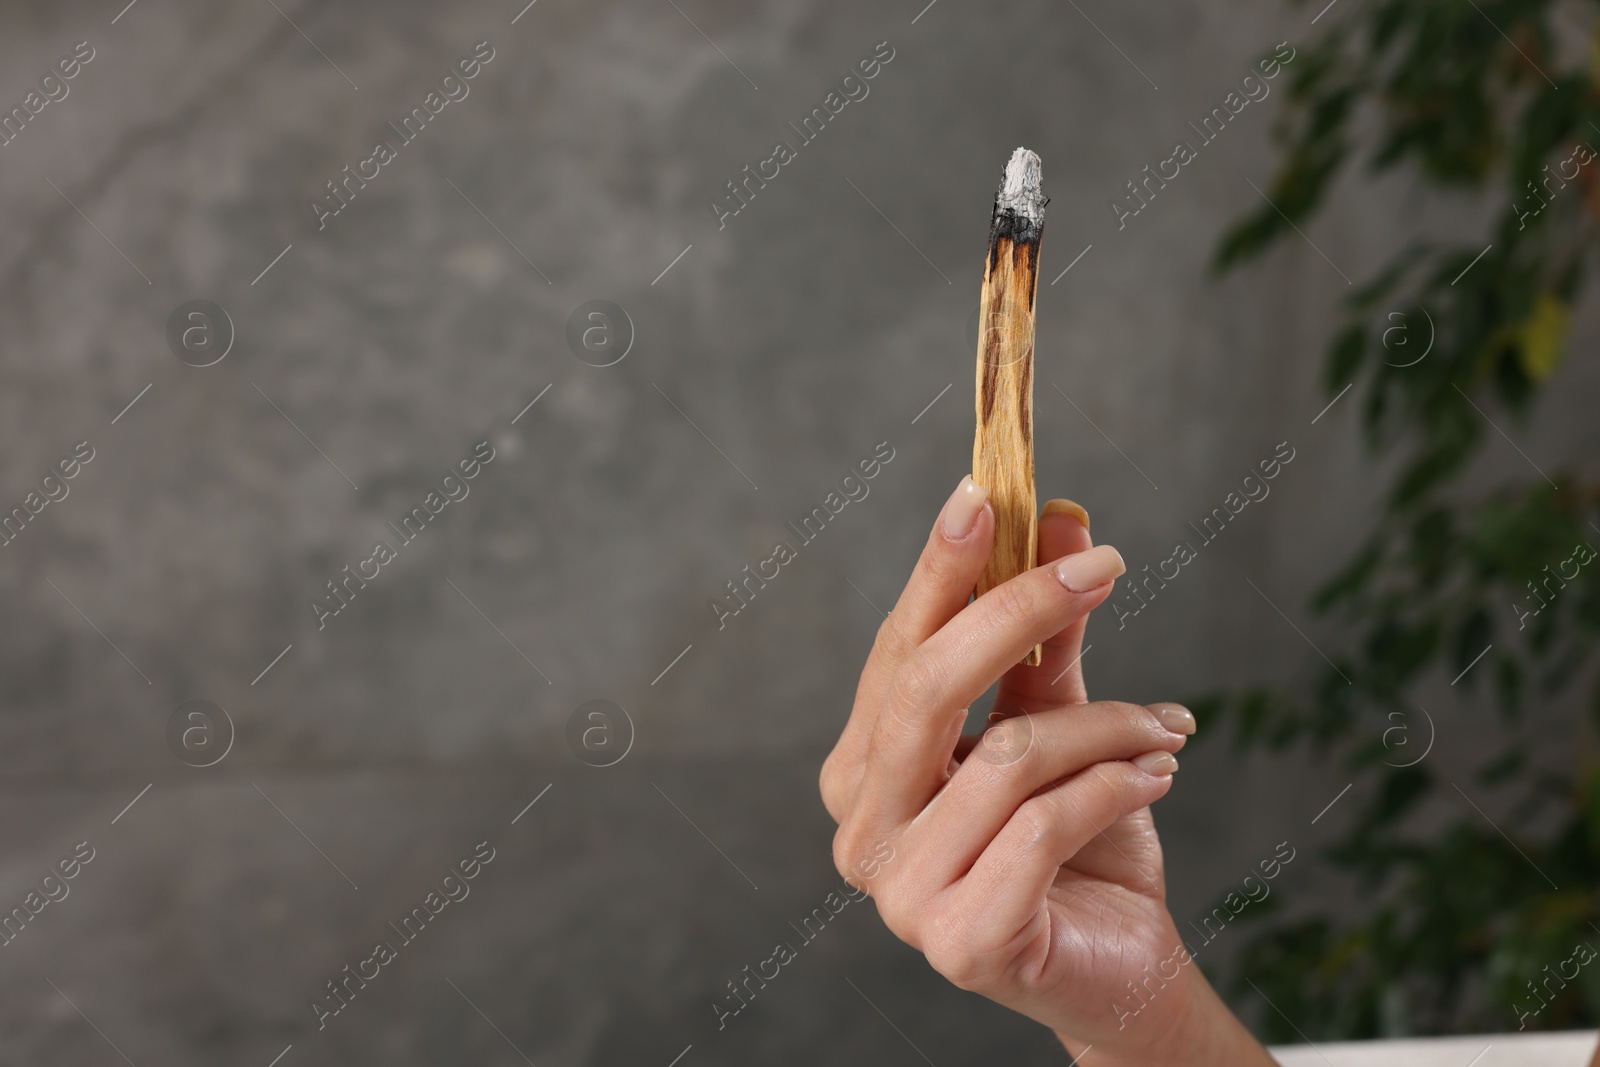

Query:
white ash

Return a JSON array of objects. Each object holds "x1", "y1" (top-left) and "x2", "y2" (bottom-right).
[{"x1": 997, "y1": 147, "x2": 1045, "y2": 222}]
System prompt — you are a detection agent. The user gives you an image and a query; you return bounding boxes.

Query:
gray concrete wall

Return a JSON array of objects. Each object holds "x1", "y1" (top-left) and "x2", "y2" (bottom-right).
[{"x1": 0, "y1": 0, "x2": 1593, "y2": 1063}]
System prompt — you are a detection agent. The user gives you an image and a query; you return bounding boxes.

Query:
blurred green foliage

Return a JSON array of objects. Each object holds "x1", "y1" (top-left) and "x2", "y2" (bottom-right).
[{"x1": 1203, "y1": 0, "x2": 1600, "y2": 1041}]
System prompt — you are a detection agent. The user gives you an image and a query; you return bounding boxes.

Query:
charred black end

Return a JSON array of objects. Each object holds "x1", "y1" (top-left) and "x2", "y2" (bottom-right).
[
  {"x1": 985, "y1": 195, "x2": 1047, "y2": 278},
  {"x1": 988, "y1": 194, "x2": 1048, "y2": 247}
]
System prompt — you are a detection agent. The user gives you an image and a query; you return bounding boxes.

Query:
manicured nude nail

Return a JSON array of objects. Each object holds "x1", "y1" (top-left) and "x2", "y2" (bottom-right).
[
  {"x1": 1042, "y1": 498, "x2": 1090, "y2": 532},
  {"x1": 942, "y1": 476, "x2": 988, "y2": 541},
  {"x1": 1134, "y1": 751, "x2": 1178, "y2": 776},
  {"x1": 1152, "y1": 703, "x2": 1196, "y2": 735},
  {"x1": 1054, "y1": 544, "x2": 1125, "y2": 592}
]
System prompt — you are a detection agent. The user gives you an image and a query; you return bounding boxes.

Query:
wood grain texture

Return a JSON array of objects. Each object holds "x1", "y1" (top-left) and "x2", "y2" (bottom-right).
[{"x1": 973, "y1": 229, "x2": 1042, "y2": 666}]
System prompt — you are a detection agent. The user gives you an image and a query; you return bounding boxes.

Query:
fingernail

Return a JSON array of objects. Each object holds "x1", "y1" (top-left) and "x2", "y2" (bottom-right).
[
  {"x1": 941, "y1": 476, "x2": 988, "y2": 541},
  {"x1": 1134, "y1": 751, "x2": 1178, "y2": 776},
  {"x1": 1042, "y1": 498, "x2": 1090, "y2": 532},
  {"x1": 1054, "y1": 544, "x2": 1125, "y2": 592},
  {"x1": 1152, "y1": 703, "x2": 1196, "y2": 735}
]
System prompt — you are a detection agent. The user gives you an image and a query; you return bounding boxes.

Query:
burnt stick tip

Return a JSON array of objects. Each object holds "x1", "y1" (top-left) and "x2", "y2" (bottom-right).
[{"x1": 991, "y1": 146, "x2": 1047, "y2": 244}]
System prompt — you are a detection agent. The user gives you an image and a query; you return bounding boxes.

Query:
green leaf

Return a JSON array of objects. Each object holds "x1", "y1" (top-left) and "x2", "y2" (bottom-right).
[{"x1": 1208, "y1": 0, "x2": 1599, "y2": 1040}]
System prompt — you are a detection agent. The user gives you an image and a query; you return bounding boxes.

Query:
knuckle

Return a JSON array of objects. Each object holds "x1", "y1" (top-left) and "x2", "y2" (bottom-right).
[
  {"x1": 986, "y1": 578, "x2": 1042, "y2": 633},
  {"x1": 1091, "y1": 700, "x2": 1168, "y2": 743},
  {"x1": 973, "y1": 711, "x2": 1040, "y2": 773},
  {"x1": 871, "y1": 613, "x2": 916, "y2": 664},
  {"x1": 838, "y1": 842, "x2": 917, "y2": 945},
  {"x1": 832, "y1": 822, "x2": 900, "y2": 893},
  {"x1": 1085, "y1": 699, "x2": 1144, "y2": 722},
  {"x1": 1017, "y1": 771, "x2": 1121, "y2": 849},
  {"x1": 922, "y1": 917, "x2": 986, "y2": 991},
  {"x1": 1075, "y1": 763, "x2": 1133, "y2": 828},
  {"x1": 918, "y1": 536, "x2": 969, "y2": 588},
  {"x1": 888, "y1": 650, "x2": 947, "y2": 722},
  {"x1": 1010, "y1": 793, "x2": 1063, "y2": 851},
  {"x1": 873, "y1": 890, "x2": 917, "y2": 944}
]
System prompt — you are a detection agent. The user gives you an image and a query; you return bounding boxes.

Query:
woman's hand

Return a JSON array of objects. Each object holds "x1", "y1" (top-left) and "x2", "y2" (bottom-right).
[{"x1": 819, "y1": 477, "x2": 1276, "y2": 1066}]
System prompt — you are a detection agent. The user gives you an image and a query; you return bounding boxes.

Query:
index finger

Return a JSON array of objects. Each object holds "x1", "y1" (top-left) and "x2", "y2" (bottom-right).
[
  {"x1": 850, "y1": 541, "x2": 1126, "y2": 837},
  {"x1": 822, "y1": 477, "x2": 995, "y2": 817}
]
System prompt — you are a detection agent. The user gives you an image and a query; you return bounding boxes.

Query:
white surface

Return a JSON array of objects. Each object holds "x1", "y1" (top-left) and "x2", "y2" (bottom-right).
[
  {"x1": 997, "y1": 146, "x2": 1046, "y2": 221},
  {"x1": 1271, "y1": 1030, "x2": 1597, "y2": 1066}
]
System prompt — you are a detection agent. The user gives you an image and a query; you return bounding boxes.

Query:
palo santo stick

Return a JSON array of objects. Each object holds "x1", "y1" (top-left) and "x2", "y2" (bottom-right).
[{"x1": 973, "y1": 147, "x2": 1047, "y2": 666}]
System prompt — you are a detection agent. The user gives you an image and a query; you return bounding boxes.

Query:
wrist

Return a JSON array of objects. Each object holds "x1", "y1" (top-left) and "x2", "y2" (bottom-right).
[{"x1": 1054, "y1": 957, "x2": 1275, "y2": 1067}]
